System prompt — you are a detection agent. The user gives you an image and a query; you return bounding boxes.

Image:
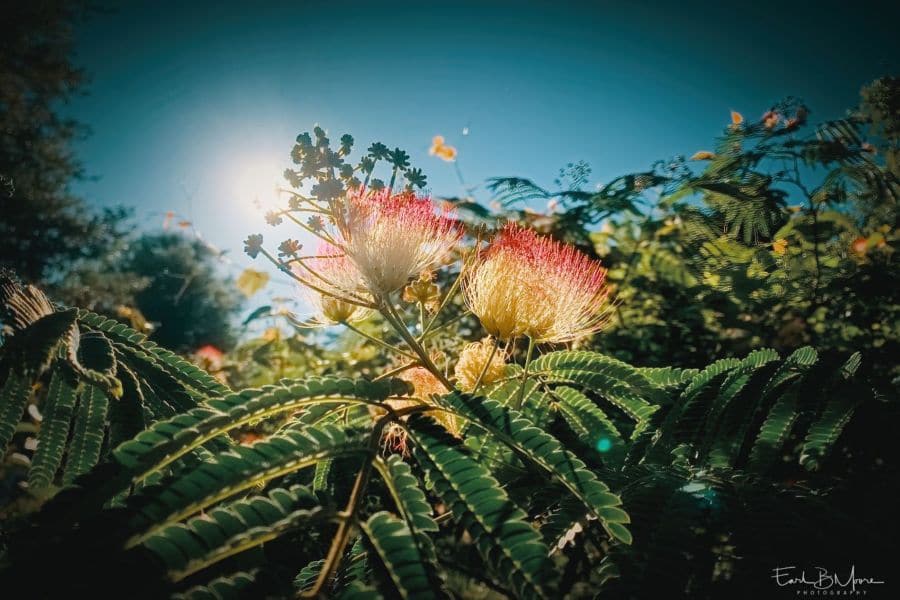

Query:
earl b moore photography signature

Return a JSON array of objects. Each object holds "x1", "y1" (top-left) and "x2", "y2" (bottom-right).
[{"x1": 772, "y1": 565, "x2": 886, "y2": 596}]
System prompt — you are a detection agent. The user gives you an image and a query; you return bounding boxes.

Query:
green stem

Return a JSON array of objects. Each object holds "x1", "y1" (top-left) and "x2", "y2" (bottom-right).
[
  {"x1": 373, "y1": 361, "x2": 419, "y2": 381},
  {"x1": 380, "y1": 299, "x2": 453, "y2": 390},
  {"x1": 342, "y1": 321, "x2": 418, "y2": 361},
  {"x1": 299, "y1": 420, "x2": 385, "y2": 598},
  {"x1": 419, "y1": 311, "x2": 470, "y2": 342},
  {"x1": 515, "y1": 336, "x2": 536, "y2": 409},
  {"x1": 471, "y1": 337, "x2": 501, "y2": 395},
  {"x1": 281, "y1": 211, "x2": 339, "y2": 247},
  {"x1": 419, "y1": 254, "x2": 471, "y2": 340},
  {"x1": 418, "y1": 301, "x2": 426, "y2": 336}
]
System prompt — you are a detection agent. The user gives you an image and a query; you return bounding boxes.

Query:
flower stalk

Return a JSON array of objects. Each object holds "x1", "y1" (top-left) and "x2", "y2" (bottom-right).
[{"x1": 516, "y1": 336, "x2": 536, "y2": 409}]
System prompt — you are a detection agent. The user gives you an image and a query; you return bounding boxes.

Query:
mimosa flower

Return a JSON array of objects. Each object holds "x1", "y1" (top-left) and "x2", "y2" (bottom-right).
[
  {"x1": 400, "y1": 367, "x2": 458, "y2": 434},
  {"x1": 761, "y1": 110, "x2": 780, "y2": 129},
  {"x1": 429, "y1": 135, "x2": 458, "y2": 161},
  {"x1": 299, "y1": 242, "x2": 371, "y2": 325},
  {"x1": 335, "y1": 188, "x2": 460, "y2": 296},
  {"x1": 377, "y1": 367, "x2": 458, "y2": 455},
  {"x1": 851, "y1": 237, "x2": 869, "y2": 254},
  {"x1": 454, "y1": 337, "x2": 508, "y2": 392},
  {"x1": 464, "y1": 223, "x2": 612, "y2": 343},
  {"x1": 402, "y1": 271, "x2": 441, "y2": 312},
  {"x1": 194, "y1": 344, "x2": 224, "y2": 370}
]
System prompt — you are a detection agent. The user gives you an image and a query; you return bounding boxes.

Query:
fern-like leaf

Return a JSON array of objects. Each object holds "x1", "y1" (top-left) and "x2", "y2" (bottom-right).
[
  {"x1": 440, "y1": 393, "x2": 631, "y2": 544},
  {"x1": 143, "y1": 485, "x2": 324, "y2": 581},
  {"x1": 362, "y1": 511, "x2": 448, "y2": 600},
  {"x1": 409, "y1": 416, "x2": 556, "y2": 599},
  {"x1": 125, "y1": 423, "x2": 366, "y2": 544},
  {"x1": 77, "y1": 310, "x2": 231, "y2": 397},
  {"x1": 63, "y1": 384, "x2": 109, "y2": 484},
  {"x1": 553, "y1": 385, "x2": 625, "y2": 467},
  {"x1": 173, "y1": 571, "x2": 258, "y2": 600},
  {"x1": 0, "y1": 370, "x2": 30, "y2": 450},
  {"x1": 28, "y1": 367, "x2": 79, "y2": 489},
  {"x1": 113, "y1": 377, "x2": 409, "y2": 481}
]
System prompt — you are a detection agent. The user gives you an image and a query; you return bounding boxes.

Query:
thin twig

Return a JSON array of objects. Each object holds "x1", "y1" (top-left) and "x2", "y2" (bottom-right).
[
  {"x1": 515, "y1": 336, "x2": 536, "y2": 409},
  {"x1": 342, "y1": 321, "x2": 418, "y2": 361},
  {"x1": 471, "y1": 337, "x2": 501, "y2": 394}
]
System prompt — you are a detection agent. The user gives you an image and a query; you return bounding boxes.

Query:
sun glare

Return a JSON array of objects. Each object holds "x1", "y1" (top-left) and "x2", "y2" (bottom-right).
[{"x1": 232, "y1": 159, "x2": 285, "y2": 217}]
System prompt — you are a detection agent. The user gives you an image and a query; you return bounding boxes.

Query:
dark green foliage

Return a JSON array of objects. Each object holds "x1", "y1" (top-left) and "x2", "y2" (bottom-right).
[
  {"x1": 143, "y1": 485, "x2": 324, "y2": 580},
  {"x1": 440, "y1": 391, "x2": 631, "y2": 544},
  {"x1": 0, "y1": 3, "x2": 133, "y2": 288},
  {"x1": 410, "y1": 416, "x2": 556, "y2": 599},
  {"x1": 361, "y1": 511, "x2": 447, "y2": 600},
  {"x1": 2, "y1": 83, "x2": 896, "y2": 596},
  {"x1": 0, "y1": 275, "x2": 209, "y2": 504},
  {"x1": 63, "y1": 384, "x2": 109, "y2": 484},
  {"x1": 553, "y1": 385, "x2": 625, "y2": 467},
  {"x1": 0, "y1": 371, "x2": 30, "y2": 452},
  {"x1": 0, "y1": 275, "x2": 885, "y2": 599},
  {"x1": 28, "y1": 368, "x2": 78, "y2": 489}
]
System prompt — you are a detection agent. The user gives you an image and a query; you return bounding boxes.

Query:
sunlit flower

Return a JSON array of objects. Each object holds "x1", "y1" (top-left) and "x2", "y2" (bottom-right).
[
  {"x1": 239, "y1": 431, "x2": 264, "y2": 445},
  {"x1": 401, "y1": 367, "x2": 458, "y2": 434},
  {"x1": 730, "y1": 110, "x2": 744, "y2": 130},
  {"x1": 454, "y1": 337, "x2": 507, "y2": 392},
  {"x1": 299, "y1": 242, "x2": 371, "y2": 325},
  {"x1": 772, "y1": 238, "x2": 788, "y2": 255},
  {"x1": 851, "y1": 236, "x2": 869, "y2": 254},
  {"x1": 376, "y1": 367, "x2": 458, "y2": 455},
  {"x1": 464, "y1": 223, "x2": 612, "y2": 343},
  {"x1": 402, "y1": 271, "x2": 441, "y2": 312},
  {"x1": 429, "y1": 135, "x2": 458, "y2": 161},
  {"x1": 195, "y1": 344, "x2": 224, "y2": 370},
  {"x1": 335, "y1": 188, "x2": 460, "y2": 296},
  {"x1": 690, "y1": 150, "x2": 716, "y2": 161},
  {"x1": 762, "y1": 110, "x2": 780, "y2": 129}
]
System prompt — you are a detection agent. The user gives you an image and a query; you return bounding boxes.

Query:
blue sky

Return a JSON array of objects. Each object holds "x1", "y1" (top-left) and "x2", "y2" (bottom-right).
[{"x1": 68, "y1": 0, "x2": 899, "y2": 306}]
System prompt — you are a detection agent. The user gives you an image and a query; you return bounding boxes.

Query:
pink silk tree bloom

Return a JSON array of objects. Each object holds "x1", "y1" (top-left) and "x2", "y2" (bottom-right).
[
  {"x1": 334, "y1": 188, "x2": 461, "y2": 297},
  {"x1": 295, "y1": 242, "x2": 371, "y2": 325},
  {"x1": 464, "y1": 223, "x2": 612, "y2": 343}
]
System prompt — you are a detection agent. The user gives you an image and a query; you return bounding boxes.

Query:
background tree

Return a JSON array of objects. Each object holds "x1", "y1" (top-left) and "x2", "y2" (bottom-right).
[
  {"x1": 0, "y1": 1, "x2": 130, "y2": 286},
  {"x1": 487, "y1": 79, "x2": 899, "y2": 386},
  {"x1": 122, "y1": 233, "x2": 242, "y2": 353},
  {"x1": 1, "y1": 3, "x2": 242, "y2": 355}
]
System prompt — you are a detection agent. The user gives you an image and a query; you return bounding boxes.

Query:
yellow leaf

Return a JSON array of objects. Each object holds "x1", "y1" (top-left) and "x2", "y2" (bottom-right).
[
  {"x1": 730, "y1": 110, "x2": 744, "y2": 125},
  {"x1": 236, "y1": 268, "x2": 270, "y2": 297},
  {"x1": 690, "y1": 150, "x2": 716, "y2": 161}
]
